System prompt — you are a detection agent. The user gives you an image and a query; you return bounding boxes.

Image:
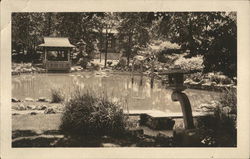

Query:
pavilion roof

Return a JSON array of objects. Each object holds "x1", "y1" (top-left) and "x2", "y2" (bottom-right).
[{"x1": 39, "y1": 37, "x2": 75, "y2": 48}]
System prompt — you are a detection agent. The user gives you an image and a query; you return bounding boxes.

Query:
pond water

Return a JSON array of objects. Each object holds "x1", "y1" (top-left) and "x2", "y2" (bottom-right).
[{"x1": 12, "y1": 71, "x2": 220, "y2": 113}]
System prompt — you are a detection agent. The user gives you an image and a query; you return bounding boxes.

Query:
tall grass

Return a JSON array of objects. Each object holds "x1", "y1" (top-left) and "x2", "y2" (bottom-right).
[
  {"x1": 60, "y1": 89, "x2": 128, "y2": 137},
  {"x1": 50, "y1": 88, "x2": 64, "y2": 103}
]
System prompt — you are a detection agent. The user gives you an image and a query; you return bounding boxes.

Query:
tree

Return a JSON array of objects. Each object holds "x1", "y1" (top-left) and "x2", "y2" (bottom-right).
[
  {"x1": 54, "y1": 12, "x2": 104, "y2": 65},
  {"x1": 153, "y1": 12, "x2": 237, "y2": 77},
  {"x1": 12, "y1": 13, "x2": 46, "y2": 62},
  {"x1": 99, "y1": 12, "x2": 119, "y2": 67},
  {"x1": 117, "y1": 12, "x2": 151, "y2": 66}
]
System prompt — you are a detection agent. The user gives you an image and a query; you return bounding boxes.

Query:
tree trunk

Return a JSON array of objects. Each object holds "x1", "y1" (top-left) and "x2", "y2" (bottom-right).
[
  {"x1": 104, "y1": 26, "x2": 108, "y2": 68},
  {"x1": 127, "y1": 34, "x2": 132, "y2": 66},
  {"x1": 140, "y1": 61, "x2": 143, "y2": 86},
  {"x1": 131, "y1": 60, "x2": 134, "y2": 84},
  {"x1": 100, "y1": 32, "x2": 103, "y2": 62},
  {"x1": 150, "y1": 59, "x2": 155, "y2": 88}
]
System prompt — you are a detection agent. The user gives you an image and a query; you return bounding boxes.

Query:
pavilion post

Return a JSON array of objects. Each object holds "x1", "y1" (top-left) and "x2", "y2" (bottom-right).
[
  {"x1": 44, "y1": 48, "x2": 47, "y2": 72},
  {"x1": 44, "y1": 48, "x2": 47, "y2": 63},
  {"x1": 67, "y1": 49, "x2": 69, "y2": 61}
]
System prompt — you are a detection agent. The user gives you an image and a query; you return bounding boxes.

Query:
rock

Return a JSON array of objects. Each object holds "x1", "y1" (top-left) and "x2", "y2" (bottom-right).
[
  {"x1": 222, "y1": 106, "x2": 232, "y2": 114},
  {"x1": 189, "y1": 81, "x2": 200, "y2": 85},
  {"x1": 37, "y1": 68, "x2": 46, "y2": 73},
  {"x1": 17, "y1": 104, "x2": 27, "y2": 110},
  {"x1": 25, "y1": 97, "x2": 34, "y2": 102},
  {"x1": 12, "y1": 98, "x2": 20, "y2": 103},
  {"x1": 143, "y1": 138, "x2": 155, "y2": 143},
  {"x1": 40, "y1": 105, "x2": 47, "y2": 110},
  {"x1": 102, "y1": 135, "x2": 109, "y2": 139},
  {"x1": 31, "y1": 67, "x2": 37, "y2": 71},
  {"x1": 140, "y1": 114, "x2": 175, "y2": 130},
  {"x1": 30, "y1": 112, "x2": 37, "y2": 115},
  {"x1": 44, "y1": 108, "x2": 56, "y2": 114},
  {"x1": 202, "y1": 82, "x2": 211, "y2": 86},
  {"x1": 225, "y1": 84, "x2": 234, "y2": 87},
  {"x1": 128, "y1": 128, "x2": 144, "y2": 136},
  {"x1": 70, "y1": 67, "x2": 76, "y2": 72},
  {"x1": 211, "y1": 82, "x2": 217, "y2": 86},
  {"x1": 101, "y1": 143, "x2": 120, "y2": 147},
  {"x1": 35, "y1": 105, "x2": 41, "y2": 110},
  {"x1": 75, "y1": 67, "x2": 83, "y2": 71},
  {"x1": 26, "y1": 105, "x2": 36, "y2": 110},
  {"x1": 12, "y1": 71, "x2": 20, "y2": 75},
  {"x1": 184, "y1": 79, "x2": 192, "y2": 84},
  {"x1": 210, "y1": 100, "x2": 220, "y2": 107},
  {"x1": 197, "y1": 103, "x2": 215, "y2": 112},
  {"x1": 37, "y1": 97, "x2": 48, "y2": 102},
  {"x1": 19, "y1": 68, "x2": 24, "y2": 73}
]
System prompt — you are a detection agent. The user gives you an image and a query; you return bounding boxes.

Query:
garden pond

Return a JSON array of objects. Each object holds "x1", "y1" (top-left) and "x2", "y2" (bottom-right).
[{"x1": 12, "y1": 71, "x2": 220, "y2": 113}]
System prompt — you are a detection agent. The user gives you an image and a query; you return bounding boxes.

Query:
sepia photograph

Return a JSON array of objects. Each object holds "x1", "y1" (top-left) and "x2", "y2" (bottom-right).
[
  {"x1": 11, "y1": 12, "x2": 238, "y2": 148},
  {"x1": 1, "y1": 0, "x2": 250, "y2": 158}
]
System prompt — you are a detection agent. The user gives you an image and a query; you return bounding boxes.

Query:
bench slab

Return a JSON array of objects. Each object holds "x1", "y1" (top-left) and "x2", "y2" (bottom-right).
[{"x1": 124, "y1": 110, "x2": 213, "y2": 118}]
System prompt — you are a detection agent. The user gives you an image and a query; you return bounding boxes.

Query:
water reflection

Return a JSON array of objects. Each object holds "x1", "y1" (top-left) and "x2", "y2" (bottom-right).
[{"x1": 12, "y1": 72, "x2": 220, "y2": 113}]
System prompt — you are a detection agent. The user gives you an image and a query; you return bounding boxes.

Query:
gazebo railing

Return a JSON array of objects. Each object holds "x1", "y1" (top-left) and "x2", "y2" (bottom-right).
[{"x1": 44, "y1": 60, "x2": 71, "y2": 71}]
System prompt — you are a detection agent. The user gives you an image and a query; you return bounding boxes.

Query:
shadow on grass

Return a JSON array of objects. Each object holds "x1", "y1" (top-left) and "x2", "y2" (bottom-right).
[
  {"x1": 12, "y1": 130, "x2": 174, "y2": 147},
  {"x1": 12, "y1": 130, "x2": 63, "y2": 147},
  {"x1": 12, "y1": 130, "x2": 140, "y2": 147}
]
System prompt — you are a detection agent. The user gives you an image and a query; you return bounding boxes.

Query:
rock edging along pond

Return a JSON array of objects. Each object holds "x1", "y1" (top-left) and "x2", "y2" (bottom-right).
[
  {"x1": 12, "y1": 62, "x2": 236, "y2": 92},
  {"x1": 12, "y1": 63, "x2": 85, "y2": 75}
]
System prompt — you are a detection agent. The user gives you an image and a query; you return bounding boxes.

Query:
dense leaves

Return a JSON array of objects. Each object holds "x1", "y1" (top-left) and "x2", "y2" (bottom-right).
[
  {"x1": 153, "y1": 12, "x2": 237, "y2": 77},
  {"x1": 116, "y1": 12, "x2": 152, "y2": 65},
  {"x1": 12, "y1": 12, "x2": 237, "y2": 77}
]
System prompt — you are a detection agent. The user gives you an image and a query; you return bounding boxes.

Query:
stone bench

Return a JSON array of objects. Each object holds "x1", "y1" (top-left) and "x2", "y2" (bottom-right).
[
  {"x1": 124, "y1": 110, "x2": 213, "y2": 130},
  {"x1": 125, "y1": 110, "x2": 213, "y2": 118}
]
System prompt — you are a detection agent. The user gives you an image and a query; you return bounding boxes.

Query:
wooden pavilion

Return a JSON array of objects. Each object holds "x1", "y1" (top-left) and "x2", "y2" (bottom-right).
[{"x1": 39, "y1": 37, "x2": 75, "y2": 72}]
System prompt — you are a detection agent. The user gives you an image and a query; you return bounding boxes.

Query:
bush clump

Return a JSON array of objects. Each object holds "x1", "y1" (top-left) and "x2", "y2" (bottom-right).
[
  {"x1": 50, "y1": 88, "x2": 64, "y2": 103},
  {"x1": 197, "y1": 88, "x2": 237, "y2": 147},
  {"x1": 60, "y1": 90, "x2": 127, "y2": 137},
  {"x1": 174, "y1": 55, "x2": 204, "y2": 71},
  {"x1": 209, "y1": 73, "x2": 233, "y2": 85}
]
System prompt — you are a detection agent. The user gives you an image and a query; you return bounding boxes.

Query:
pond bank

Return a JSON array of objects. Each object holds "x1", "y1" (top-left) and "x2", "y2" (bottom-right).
[{"x1": 12, "y1": 62, "x2": 236, "y2": 92}]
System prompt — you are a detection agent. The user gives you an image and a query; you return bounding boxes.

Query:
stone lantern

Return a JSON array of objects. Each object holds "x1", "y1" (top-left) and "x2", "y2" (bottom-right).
[
  {"x1": 165, "y1": 68, "x2": 187, "y2": 91},
  {"x1": 160, "y1": 66, "x2": 195, "y2": 129}
]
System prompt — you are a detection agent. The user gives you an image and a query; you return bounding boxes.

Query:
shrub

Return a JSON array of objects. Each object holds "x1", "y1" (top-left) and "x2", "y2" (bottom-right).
[
  {"x1": 91, "y1": 63, "x2": 100, "y2": 71},
  {"x1": 50, "y1": 88, "x2": 64, "y2": 103},
  {"x1": 188, "y1": 72, "x2": 204, "y2": 82},
  {"x1": 60, "y1": 90, "x2": 128, "y2": 137},
  {"x1": 218, "y1": 87, "x2": 237, "y2": 114},
  {"x1": 210, "y1": 73, "x2": 233, "y2": 85},
  {"x1": 79, "y1": 58, "x2": 89, "y2": 69},
  {"x1": 116, "y1": 58, "x2": 127, "y2": 67},
  {"x1": 197, "y1": 88, "x2": 237, "y2": 147},
  {"x1": 174, "y1": 55, "x2": 204, "y2": 71}
]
